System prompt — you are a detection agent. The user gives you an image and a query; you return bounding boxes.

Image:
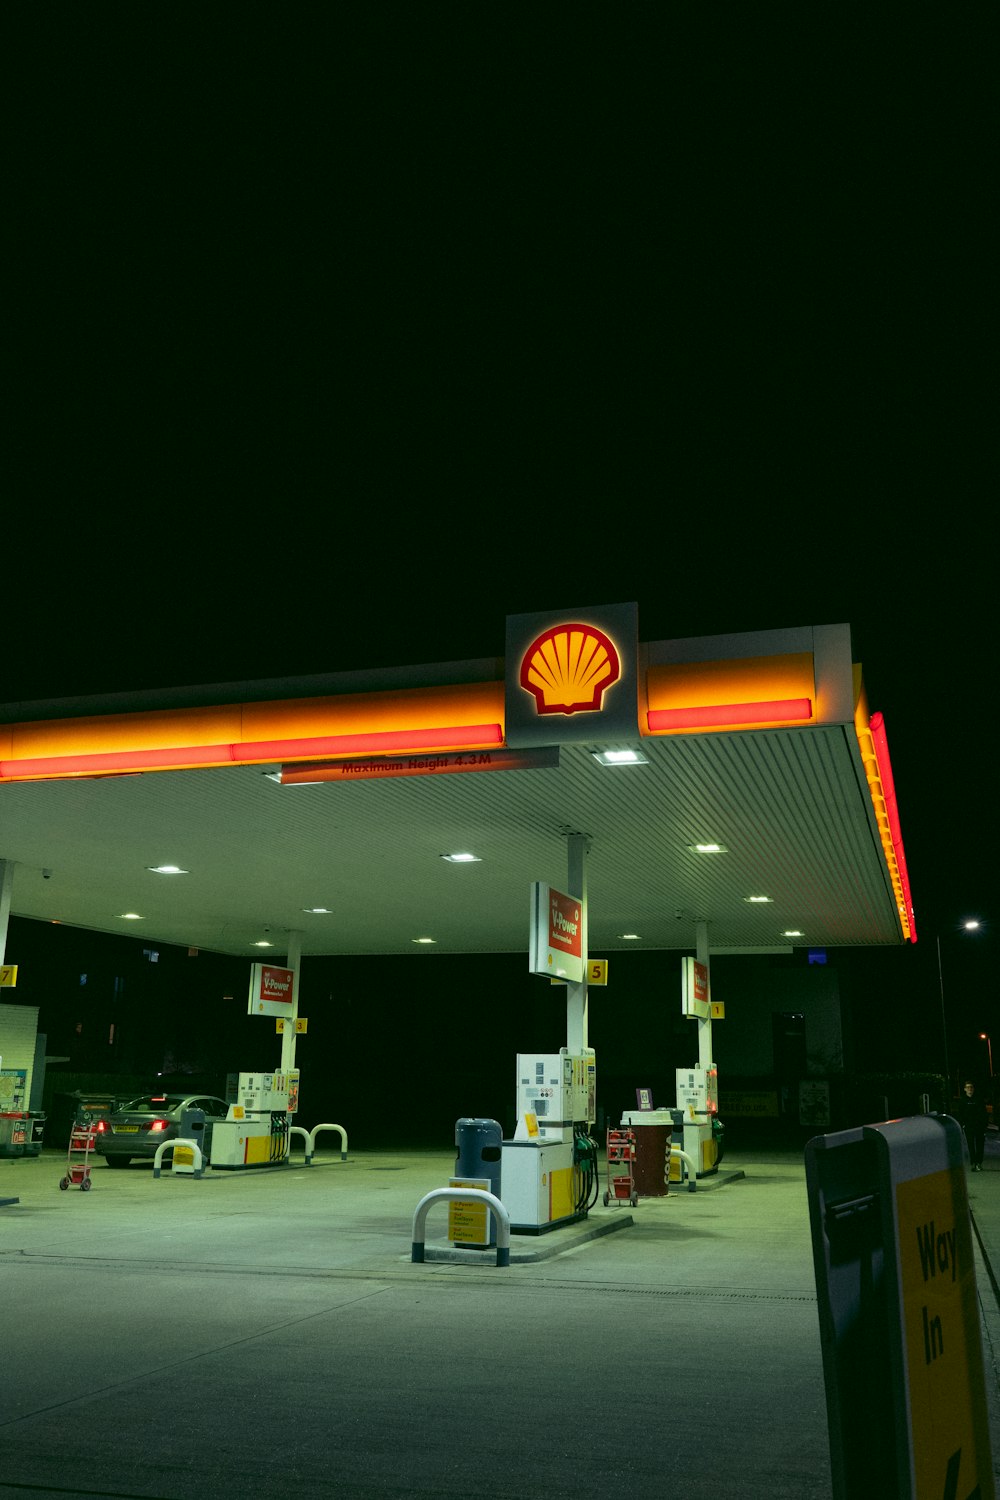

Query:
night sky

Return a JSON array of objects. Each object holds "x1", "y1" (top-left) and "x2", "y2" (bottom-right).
[{"x1": 5, "y1": 14, "x2": 994, "y2": 1123}]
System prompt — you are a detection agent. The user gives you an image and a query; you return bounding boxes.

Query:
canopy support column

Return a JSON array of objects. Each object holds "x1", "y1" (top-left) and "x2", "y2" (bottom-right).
[
  {"x1": 566, "y1": 833, "x2": 589, "y2": 1053},
  {"x1": 0, "y1": 860, "x2": 13, "y2": 967},
  {"x1": 280, "y1": 930, "x2": 303, "y2": 1076}
]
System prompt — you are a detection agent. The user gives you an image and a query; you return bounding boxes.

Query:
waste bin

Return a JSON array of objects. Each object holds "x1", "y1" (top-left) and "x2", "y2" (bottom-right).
[
  {"x1": 454, "y1": 1117, "x2": 503, "y2": 1246},
  {"x1": 25, "y1": 1113, "x2": 45, "y2": 1158},
  {"x1": 0, "y1": 1113, "x2": 28, "y2": 1158},
  {"x1": 619, "y1": 1109, "x2": 673, "y2": 1197}
]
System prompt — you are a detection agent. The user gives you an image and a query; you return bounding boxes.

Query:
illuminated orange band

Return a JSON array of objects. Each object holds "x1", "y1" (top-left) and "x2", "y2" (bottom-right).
[
  {"x1": 644, "y1": 653, "x2": 815, "y2": 735},
  {"x1": 0, "y1": 723, "x2": 504, "y2": 782},
  {"x1": 648, "y1": 698, "x2": 812, "y2": 732}
]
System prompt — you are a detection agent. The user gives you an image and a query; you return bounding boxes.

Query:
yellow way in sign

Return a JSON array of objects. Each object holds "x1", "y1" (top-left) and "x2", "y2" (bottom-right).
[{"x1": 896, "y1": 1168, "x2": 995, "y2": 1499}]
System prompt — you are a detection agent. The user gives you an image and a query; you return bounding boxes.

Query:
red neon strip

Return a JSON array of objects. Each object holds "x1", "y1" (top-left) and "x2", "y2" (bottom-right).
[
  {"x1": 2, "y1": 743, "x2": 238, "y2": 776},
  {"x1": 0, "y1": 723, "x2": 504, "y2": 780},
  {"x1": 647, "y1": 698, "x2": 812, "y2": 731},
  {"x1": 869, "y1": 711, "x2": 917, "y2": 943}
]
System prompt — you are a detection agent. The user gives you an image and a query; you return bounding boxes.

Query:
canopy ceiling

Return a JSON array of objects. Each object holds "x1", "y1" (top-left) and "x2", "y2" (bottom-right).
[{"x1": 0, "y1": 618, "x2": 913, "y2": 962}]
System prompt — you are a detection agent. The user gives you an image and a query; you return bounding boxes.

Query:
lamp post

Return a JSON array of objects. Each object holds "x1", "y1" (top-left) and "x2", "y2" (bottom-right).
[
  {"x1": 980, "y1": 1033, "x2": 993, "y2": 1079},
  {"x1": 936, "y1": 918, "x2": 983, "y2": 1101}
]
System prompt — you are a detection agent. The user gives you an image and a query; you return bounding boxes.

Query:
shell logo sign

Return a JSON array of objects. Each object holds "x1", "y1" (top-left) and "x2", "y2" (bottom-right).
[
  {"x1": 519, "y1": 623, "x2": 622, "y2": 716},
  {"x1": 504, "y1": 602, "x2": 638, "y2": 748}
]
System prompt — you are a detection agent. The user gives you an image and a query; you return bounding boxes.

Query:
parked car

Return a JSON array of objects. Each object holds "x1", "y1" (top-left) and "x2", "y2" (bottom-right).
[{"x1": 94, "y1": 1093, "x2": 230, "y2": 1167}]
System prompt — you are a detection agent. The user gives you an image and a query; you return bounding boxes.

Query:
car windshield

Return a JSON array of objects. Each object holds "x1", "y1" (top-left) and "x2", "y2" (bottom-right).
[{"x1": 117, "y1": 1096, "x2": 184, "y2": 1114}]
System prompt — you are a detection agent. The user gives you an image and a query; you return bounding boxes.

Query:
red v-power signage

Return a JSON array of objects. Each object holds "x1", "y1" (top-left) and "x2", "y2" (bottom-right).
[{"x1": 504, "y1": 602, "x2": 639, "y2": 748}]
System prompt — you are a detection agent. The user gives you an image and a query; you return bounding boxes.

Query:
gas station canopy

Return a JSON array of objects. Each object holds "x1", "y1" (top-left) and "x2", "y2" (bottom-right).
[{"x1": 0, "y1": 610, "x2": 915, "y2": 960}]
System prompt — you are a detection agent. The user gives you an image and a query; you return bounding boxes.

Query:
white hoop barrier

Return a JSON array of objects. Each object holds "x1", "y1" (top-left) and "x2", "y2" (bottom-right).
[
  {"x1": 411, "y1": 1187, "x2": 511, "y2": 1268},
  {"x1": 288, "y1": 1125, "x2": 310, "y2": 1160},
  {"x1": 152, "y1": 1138, "x2": 204, "y2": 1179},
  {"x1": 669, "y1": 1145, "x2": 698, "y2": 1191},
  {"x1": 301, "y1": 1123, "x2": 348, "y2": 1164}
]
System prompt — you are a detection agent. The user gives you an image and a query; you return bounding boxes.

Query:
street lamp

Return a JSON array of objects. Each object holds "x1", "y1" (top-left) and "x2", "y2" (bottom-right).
[
  {"x1": 980, "y1": 1033, "x2": 993, "y2": 1078},
  {"x1": 936, "y1": 918, "x2": 984, "y2": 1100}
]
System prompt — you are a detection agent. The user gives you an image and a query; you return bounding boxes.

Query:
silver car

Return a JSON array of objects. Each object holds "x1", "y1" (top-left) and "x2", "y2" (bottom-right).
[{"x1": 94, "y1": 1092, "x2": 229, "y2": 1167}]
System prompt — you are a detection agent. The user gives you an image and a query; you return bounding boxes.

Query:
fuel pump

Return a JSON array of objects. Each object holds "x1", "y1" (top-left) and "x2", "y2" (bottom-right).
[
  {"x1": 211, "y1": 1071, "x2": 292, "y2": 1169},
  {"x1": 501, "y1": 1049, "x2": 599, "y2": 1231},
  {"x1": 673, "y1": 1064, "x2": 720, "y2": 1179}
]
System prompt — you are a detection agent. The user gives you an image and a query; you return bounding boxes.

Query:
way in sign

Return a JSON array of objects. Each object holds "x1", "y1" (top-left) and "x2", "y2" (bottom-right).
[
  {"x1": 916, "y1": 1219, "x2": 958, "y2": 1283},
  {"x1": 915, "y1": 1217, "x2": 959, "y2": 1368},
  {"x1": 942, "y1": 1446, "x2": 982, "y2": 1500}
]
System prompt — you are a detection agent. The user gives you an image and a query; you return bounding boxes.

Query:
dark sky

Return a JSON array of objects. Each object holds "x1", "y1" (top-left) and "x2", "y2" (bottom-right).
[{"x1": 5, "y1": 12, "x2": 994, "y2": 1073}]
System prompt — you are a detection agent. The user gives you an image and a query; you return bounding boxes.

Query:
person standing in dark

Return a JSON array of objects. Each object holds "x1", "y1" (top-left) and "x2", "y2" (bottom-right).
[{"x1": 958, "y1": 1080, "x2": 989, "y2": 1171}]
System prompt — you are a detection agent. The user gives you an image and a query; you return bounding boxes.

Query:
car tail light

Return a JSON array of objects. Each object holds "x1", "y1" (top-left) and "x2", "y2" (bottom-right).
[
  {"x1": 148, "y1": 1119, "x2": 169, "y2": 1132},
  {"x1": 95, "y1": 1119, "x2": 107, "y2": 1133}
]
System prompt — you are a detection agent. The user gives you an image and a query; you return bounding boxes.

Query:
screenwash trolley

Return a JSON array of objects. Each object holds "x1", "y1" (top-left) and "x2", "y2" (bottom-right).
[
  {"x1": 60, "y1": 1120, "x2": 97, "y2": 1191},
  {"x1": 603, "y1": 1125, "x2": 638, "y2": 1207}
]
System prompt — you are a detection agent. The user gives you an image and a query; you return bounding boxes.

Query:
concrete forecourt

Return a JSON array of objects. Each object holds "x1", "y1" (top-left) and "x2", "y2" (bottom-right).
[{"x1": 3, "y1": 1136, "x2": 1000, "y2": 1500}]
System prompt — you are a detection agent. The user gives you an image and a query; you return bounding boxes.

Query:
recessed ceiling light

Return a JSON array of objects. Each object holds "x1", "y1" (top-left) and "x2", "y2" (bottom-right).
[
  {"x1": 412, "y1": 937, "x2": 437, "y2": 944},
  {"x1": 253, "y1": 940, "x2": 273, "y2": 948},
  {"x1": 147, "y1": 865, "x2": 189, "y2": 875},
  {"x1": 745, "y1": 896, "x2": 772, "y2": 904},
  {"x1": 302, "y1": 907, "x2": 332, "y2": 914},
  {"x1": 619, "y1": 932, "x2": 641, "y2": 940},
  {"x1": 782, "y1": 930, "x2": 804, "y2": 938},
  {"x1": 120, "y1": 913, "x2": 144, "y2": 920},
  {"x1": 592, "y1": 749, "x2": 649, "y2": 767},
  {"x1": 689, "y1": 843, "x2": 728, "y2": 855},
  {"x1": 441, "y1": 853, "x2": 481, "y2": 863}
]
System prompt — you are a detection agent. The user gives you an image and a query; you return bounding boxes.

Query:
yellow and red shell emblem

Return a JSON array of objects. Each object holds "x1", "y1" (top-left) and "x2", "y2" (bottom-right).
[{"x1": 519, "y1": 623, "x2": 622, "y2": 715}]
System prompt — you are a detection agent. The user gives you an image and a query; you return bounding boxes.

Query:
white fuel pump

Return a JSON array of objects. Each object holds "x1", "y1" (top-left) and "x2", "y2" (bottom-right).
[
  {"x1": 502, "y1": 1049, "x2": 598, "y2": 1231},
  {"x1": 211, "y1": 1071, "x2": 293, "y2": 1169},
  {"x1": 672, "y1": 1064, "x2": 720, "y2": 1179},
  {"x1": 512, "y1": 1049, "x2": 595, "y2": 1142}
]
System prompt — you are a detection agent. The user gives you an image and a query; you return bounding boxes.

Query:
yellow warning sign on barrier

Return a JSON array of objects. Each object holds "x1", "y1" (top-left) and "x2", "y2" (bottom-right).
[
  {"x1": 448, "y1": 1177, "x2": 490, "y2": 1245},
  {"x1": 0, "y1": 965, "x2": 17, "y2": 987}
]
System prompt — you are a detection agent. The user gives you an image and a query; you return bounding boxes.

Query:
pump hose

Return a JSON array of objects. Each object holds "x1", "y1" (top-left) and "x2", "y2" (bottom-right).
[
  {"x1": 584, "y1": 1135, "x2": 600, "y2": 1210},
  {"x1": 574, "y1": 1132, "x2": 600, "y2": 1213}
]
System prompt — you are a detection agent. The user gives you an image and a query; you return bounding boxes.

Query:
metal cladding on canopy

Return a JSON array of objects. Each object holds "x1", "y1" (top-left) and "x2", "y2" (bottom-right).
[{"x1": 0, "y1": 612, "x2": 915, "y2": 957}]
